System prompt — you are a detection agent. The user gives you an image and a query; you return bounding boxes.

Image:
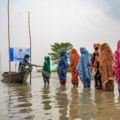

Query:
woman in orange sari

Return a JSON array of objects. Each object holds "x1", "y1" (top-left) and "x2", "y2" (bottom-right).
[
  {"x1": 70, "y1": 49, "x2": 80, "y2": 87},
  {"x1": 99, "y1": 43, "x2": 115, "y2": 91}
]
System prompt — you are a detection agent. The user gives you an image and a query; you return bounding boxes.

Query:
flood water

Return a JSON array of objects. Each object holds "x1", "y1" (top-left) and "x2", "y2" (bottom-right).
[{"x1": 0, "y1": 72, "x2": 120, "y2": 120}]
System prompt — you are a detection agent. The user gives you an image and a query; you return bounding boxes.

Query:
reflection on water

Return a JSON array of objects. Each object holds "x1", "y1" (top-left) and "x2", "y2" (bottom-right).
[
  {"x1": 1, "y1": 81, "x2": 34, "y2": 120},
  {"x1": 69, "y1": 88, "x2": 79, "y2": 120},
  {"x1": 0, "y1": 73, "x2": 120, "y2": 120},
  {"x1": 100, "y1": 92, "x2": 115, "y2": 120},
  {"x1": 41, "y1": 86, "x2": 52, "y2": 111},
  {"x1": 56, "y1": 86, "x2": 69, "y2": 120},
  {"x1": 78, "y1": 88, "x2": 95, "y2": 120},
  {"x1": 112, "y1": 96, "x2": 120, "y2": 120},
  {"x1": 93, "y1": 90, "x2": 116, "y2": 120}
]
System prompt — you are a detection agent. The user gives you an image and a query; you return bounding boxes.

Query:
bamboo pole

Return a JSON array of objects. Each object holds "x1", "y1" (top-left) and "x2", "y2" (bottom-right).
[
  {"x1": 8, "y1": 0, "x2": 11, "y2": 82},
  {"x1": 28, "y1": 12, "x2": 32, "y2": 84},
  {"x1": 15, "y1": 61, "x2": 17, "y2": 72},
  {"x1": 0, "y1": 53, "x2": 2, "y2": 73}
]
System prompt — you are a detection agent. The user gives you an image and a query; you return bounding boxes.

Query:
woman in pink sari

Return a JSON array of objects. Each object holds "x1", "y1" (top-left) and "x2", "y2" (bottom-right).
[{"x1": 112, "y1": 40, "x2": 120, "y2": 94}]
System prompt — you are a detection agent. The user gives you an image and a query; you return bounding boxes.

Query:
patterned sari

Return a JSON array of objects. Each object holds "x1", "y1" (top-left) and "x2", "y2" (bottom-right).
[
  {"x1": 70, "y1": 49, "x2": 80, "y2": 85},
  {"x1": 90, "y1": 43, "x2": 102, "y2": 89},
  {"x1": 58, "y1": 50, "x2": 69, "y2": 85},
  {"x1": 76, "y1": 47, "x2": 93, "y2": 88},
  {"x1": 99, "y1": 43, "x2": 115, "y2": 91},
  {"x1": 112, "y1": 40, "x2": 120, "y2": 92}
]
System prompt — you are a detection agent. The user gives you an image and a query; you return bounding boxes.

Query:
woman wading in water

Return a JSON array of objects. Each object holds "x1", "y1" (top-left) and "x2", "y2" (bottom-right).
[
  {"x1": 70, "y1": 49, "x2": 80, "y2": 87},
  {"x1": 42, "y1": 56, "x2": 51, "y2": 86},
  {"x1": 112, "y1": 40, "x2": 120, "y2": 94},
  {"x1": 76, "y1": 47, "x2": 93, "y2": 88},
  {"x1": 57, "y1": 50, "x2": 69, "y2": 86},
  {"x1": 91, "y1": 43, "x2": 102, "y2": 89},
  {"x1": 99, "y1": 43, "x2": 115, "y2": 91}
]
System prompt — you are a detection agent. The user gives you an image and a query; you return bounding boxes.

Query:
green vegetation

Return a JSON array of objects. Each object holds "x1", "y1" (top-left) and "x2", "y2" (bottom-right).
[
  {"x1": 36, "y1": 68, "x2": 70, "y2": 73},
  {"x1": 89, "y1": 53, "x2": 92, "y2": 57},
  {"x1": 48, "y1": 42, "x2": 73, "y2": 65},
  {"x1": 51, "y1": 66, "x2": 71, "y2": 72},
  {"x1": 67, "y1": 66, "x2": 71, "y2": 72},
  {"x1": 51, "y1": 69, "x2": 57, "y2": 72},
  {"x1": 36, "y1": 69, "x2": 42, "y2": 72}
]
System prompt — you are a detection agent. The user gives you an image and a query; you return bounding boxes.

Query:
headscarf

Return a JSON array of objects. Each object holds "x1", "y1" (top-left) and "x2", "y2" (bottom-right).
[
  {"x1": 112, "y1": 40, "x2": 120, "y2": 82},
  {"x1": 99, "y1": 43, "x2": 113, "y2": 66},
  {"x1": 90, "y1": 43, "x2": 101, "y2": 81},
  {"x1": 58, "y1": 50, "x2": 69, "y2": 74},
  {"x1": 42, "y1": 56, "x2": 51, "y2": 78},
  {"x1": 99, "y1": 43, "x2": 114, "y2": 84},
  {"x1": 76, "y1": 47, "x2": 93, "y2": 82},
  {"x1": 91, "y1": 43, "x2": 101, "y2": 65},
  {"x1": 93, "y1": 43, "x2": 101, "y2": 53},
  {"x1": 70, "y1": 49, "x2": 80, "y2": 73}
]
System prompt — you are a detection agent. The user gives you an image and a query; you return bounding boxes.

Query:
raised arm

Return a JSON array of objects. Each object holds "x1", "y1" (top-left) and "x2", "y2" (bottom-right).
[{"x1": 28, "y1": 63, "x2": 43, "y2": 67}]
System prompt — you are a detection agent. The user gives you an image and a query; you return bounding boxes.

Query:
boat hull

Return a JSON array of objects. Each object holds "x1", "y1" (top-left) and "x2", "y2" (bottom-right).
[{"x1": 2, "y1": 71, "x2": 30, "y2": 84}]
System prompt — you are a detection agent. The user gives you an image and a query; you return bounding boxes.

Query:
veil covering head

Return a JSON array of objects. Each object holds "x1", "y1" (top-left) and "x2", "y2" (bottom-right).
[
  {"x1": 76, "y1": 47, "x2": 93, "y2": 82},
  {"x1": 70, "y1": 48, "x2": 80, "y2": 72},
  {"x1": 70, "y1": 48, "x2": 80, "y2": 84},
  {"x1": 99, "y1": 43, "x2": 114, "y2": 90},
  {"x1": 112, "y1": 40, "x2": 120, "y2": 82},
  {"x1": 42, "y1": 56, "x2": 51, "y2": 78},
  {"x1": 58, "y1": 50, "x2": 69, "y2": 74}
]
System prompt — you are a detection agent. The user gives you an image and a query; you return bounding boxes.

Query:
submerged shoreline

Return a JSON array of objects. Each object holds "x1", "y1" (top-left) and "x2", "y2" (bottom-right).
[{"x1": 0, "y1": 72, "x2": 120, "y2": 120}]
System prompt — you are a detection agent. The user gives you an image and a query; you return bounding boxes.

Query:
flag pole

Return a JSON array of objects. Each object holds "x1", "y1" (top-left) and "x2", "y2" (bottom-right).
[
  {"x1": 8, "y1": 0, "x2": 11, "y2": 82},
  {"x1": 28, "y1": 12, "x2": 32, "y2": 84}
]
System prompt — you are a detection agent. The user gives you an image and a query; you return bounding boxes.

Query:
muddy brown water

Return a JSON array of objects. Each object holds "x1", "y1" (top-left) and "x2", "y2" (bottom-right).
[{"x1": 0, "y1": 72, "x2": 120, "y2": 120}]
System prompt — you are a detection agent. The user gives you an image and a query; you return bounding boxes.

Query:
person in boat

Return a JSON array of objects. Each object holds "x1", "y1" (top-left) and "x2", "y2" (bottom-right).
[
  {"x1": 70, "y1": 48, "x2": 80, "y2": 87},
  {"x1": 90, "y1": 43, "x2": 102, "y2": 89},
  {"x1": 57, "y1": 50, "x2": 69, "y2": 86},
  {"x1": 18, "y1": 54, "x2": 41, "y2": 72},
  {"x1": 42, "y1": 56, "x2": 51, "y2": 86},
  {"x1": 76, "y1": 47, "x2": 93, "y2": 88},
  {"x1": 99, "y1": 43, "x2": 115, "y2": 91}
]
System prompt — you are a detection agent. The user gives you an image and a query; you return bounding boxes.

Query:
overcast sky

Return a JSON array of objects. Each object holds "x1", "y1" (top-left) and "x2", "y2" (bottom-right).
[{"x1": 0, "y1": 0, "x2": 120, "y2": 72}]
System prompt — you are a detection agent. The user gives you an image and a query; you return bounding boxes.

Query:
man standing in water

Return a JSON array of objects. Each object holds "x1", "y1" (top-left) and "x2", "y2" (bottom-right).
[{"x1": 18, "y1": 54, "x2": 42, "y2": 72}]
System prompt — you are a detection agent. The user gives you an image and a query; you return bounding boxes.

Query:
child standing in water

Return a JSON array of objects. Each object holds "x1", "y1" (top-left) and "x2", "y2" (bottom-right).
[{"x1": 42, "y1": 56, "x2": 51, "y2": 85}]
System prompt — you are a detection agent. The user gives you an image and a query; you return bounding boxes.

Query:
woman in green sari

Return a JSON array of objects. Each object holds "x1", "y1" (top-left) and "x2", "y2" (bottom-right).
[{"x1": 42, "y1": 56, "x2": 51, "y2": 85}]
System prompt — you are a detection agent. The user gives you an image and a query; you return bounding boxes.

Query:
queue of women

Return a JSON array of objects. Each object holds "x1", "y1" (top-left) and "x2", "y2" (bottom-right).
[{"x1": 42, "y1": 40, "x2": 120, "y2": 94}]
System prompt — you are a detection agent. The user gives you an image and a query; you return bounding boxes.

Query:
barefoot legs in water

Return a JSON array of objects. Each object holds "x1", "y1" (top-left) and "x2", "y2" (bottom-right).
[
  {"x1": 44, "y1": 82, "x2": 49, "y2": 86},
  {"x1": 61, "y1": 83, "x2": 66, "y2": 86},
  {"x1": 44, "y1": 82, "x2": 46, "y2": 86},
  {"x1": 73, "y1": 83, "x2": 78, "y2": 87}
]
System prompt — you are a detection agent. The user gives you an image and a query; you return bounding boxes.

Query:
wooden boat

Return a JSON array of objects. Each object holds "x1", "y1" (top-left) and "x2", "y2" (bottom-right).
[{"x1": 2, "y1": 71, "x2": 30, "y2": 84}]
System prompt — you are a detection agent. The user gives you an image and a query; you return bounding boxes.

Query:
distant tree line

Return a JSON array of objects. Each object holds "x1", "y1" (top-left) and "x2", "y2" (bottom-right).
[{"x1": 37, "y1": 42, "x2": 93, "y2": 73}]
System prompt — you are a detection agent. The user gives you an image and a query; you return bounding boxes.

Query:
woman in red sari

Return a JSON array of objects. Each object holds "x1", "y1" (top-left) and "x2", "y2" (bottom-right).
[{"x1": 70, "y1": 49, "x2": 80, "y2": 87}]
